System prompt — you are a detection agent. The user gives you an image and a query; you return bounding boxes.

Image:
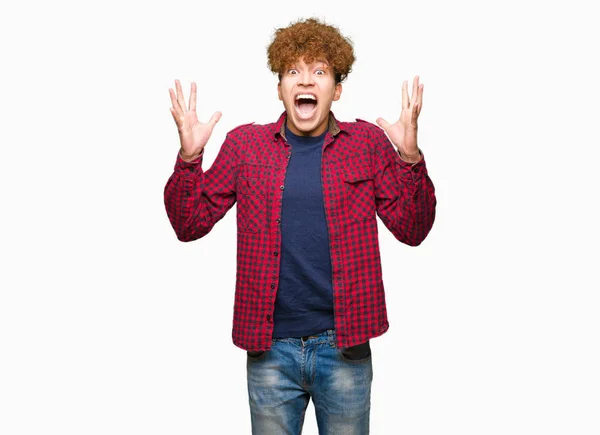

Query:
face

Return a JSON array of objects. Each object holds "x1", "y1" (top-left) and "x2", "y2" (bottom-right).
[{"x1": 277, "y1": 57, "x2": 342, "y2": 136}]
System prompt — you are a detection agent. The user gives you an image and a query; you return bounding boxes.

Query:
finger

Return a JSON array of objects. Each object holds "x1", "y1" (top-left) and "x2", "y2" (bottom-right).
[
  {"x1": 411, "y1": 76, "x2": 419, "y2": 107},
  {"x1": 169, "y1": 87, "x2": 183, "y2": 118},
  {"x1": 376, "y1": 117, "x2": 391, "y2": 132},
  {"x1": 208, "y1": 111, "x2": 222, "y2": 128},
  {"x1": 175, "y1": 79, "x2": 187, "y2": 113},
  {"x1": 411, "y1": 103, "x2": 419, "y2": 128},
  {"x1": 417, "y1": 84, "x2": 424, "y2": 115},
  {"x1": 169, "y1": 107, "x2": 182, "y2": 129},
  {"x1": 189, "y1": 81, "x2": 197, "y2": 112},
  {"x1": 402, "y1": 80, "x2": 409, "y2": 110}
]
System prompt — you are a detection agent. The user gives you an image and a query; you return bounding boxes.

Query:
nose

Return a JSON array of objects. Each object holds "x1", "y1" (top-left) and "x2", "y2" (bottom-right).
[{"x1": 298, "y1": 70, "x2": 315, "y2": 86}]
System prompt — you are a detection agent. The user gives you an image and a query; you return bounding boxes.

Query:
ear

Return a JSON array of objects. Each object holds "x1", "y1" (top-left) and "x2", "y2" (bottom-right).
[
  {"x1": 333, "y1": 83, "x2": 342, "y2": 102},
  {"x1": 277, "y1": 82, "x2": 283, "y2": 101}
]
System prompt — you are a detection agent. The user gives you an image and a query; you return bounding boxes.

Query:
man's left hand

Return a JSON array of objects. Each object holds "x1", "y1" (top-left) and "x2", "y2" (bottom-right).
[{"x1": 376, "y1": 76, "x2": 423, "y2": 162}]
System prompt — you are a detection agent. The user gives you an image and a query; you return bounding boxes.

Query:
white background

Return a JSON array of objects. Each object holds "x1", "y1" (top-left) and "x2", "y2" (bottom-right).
[{"x1": 1, "y1": 0, "x2": 599, "y2": 434}]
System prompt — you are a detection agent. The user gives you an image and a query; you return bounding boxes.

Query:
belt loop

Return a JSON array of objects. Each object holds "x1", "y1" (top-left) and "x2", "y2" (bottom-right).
[{"x1": 327, "y1": 329, "x2": 335, "y2": 344}]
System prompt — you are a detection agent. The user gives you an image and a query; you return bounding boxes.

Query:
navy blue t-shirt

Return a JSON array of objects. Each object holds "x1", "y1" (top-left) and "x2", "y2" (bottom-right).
[{"x1": 272, "y1": 124, "x2": 335, "y2": 338}]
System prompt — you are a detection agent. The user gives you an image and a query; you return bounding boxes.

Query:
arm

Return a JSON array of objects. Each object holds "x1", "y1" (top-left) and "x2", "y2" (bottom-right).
[
  {"x1": 373, "y1": 128, "x2": 436, "y2": 246},
  {"x1": 164, "y1": 133, "x2": 238, "y2": 241},
  {"x1": 374, "y1": 75, "x2": 436, "y2": 245}
]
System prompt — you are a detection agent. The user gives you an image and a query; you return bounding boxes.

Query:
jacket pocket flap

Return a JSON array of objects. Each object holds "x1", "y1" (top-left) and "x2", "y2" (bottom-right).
[
  {"x1": 343, "y1": 165, "x2": 373, "y2": 183},
  {"x1": 237, "y1": 176, "x2": 264, "y2": 195}
]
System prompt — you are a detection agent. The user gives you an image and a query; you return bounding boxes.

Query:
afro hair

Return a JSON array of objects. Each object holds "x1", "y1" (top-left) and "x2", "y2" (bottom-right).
[{"x1": 267, "y1": 17, "x2": 355, "y2": 84}]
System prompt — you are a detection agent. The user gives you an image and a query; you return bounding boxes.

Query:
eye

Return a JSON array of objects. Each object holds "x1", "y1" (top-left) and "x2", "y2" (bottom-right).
[
  {"x1": 315, "y1": 70, "x2": 325, "y2": 75},
  {"x1": 288, "y1": 69, "x2": 298, "y2": 75}
]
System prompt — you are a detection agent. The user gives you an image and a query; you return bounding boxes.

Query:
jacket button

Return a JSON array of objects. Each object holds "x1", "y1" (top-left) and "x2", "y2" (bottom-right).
[
  {"x1": 276, "y1": 218, "x2": 281, "y2": 223},
  {"x1": 274, "y1": 252, "x2": 278, "y2": 256},
  {"x1": 270, "y1": 283, "x2": 276, "y2": 289},
  {"x1": 280, "y1": 185, "x2": 285, "y2": 190}
]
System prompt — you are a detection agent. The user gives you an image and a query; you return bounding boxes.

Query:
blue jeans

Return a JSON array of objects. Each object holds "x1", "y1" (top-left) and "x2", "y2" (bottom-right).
[{"x1": 246, "y1": 329, "x2": 372, "y2": 434}]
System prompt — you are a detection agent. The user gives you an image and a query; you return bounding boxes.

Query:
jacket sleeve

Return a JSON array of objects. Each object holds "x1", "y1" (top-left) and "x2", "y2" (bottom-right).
[
  {"x1": 164, "y1": 133, "x2": 238, "y2": 242},
  {"x1": 372, "y1": 127, "x2": 436, "y2": 246}
]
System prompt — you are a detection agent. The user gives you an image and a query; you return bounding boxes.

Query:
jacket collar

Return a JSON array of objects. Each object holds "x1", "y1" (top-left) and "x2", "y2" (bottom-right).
[{"x1": 273, "y1": 111, "x2": 346, "y2": 140}]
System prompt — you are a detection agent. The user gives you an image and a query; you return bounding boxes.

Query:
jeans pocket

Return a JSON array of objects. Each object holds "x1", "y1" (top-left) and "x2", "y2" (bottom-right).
[
  {"x1": 247, "y1": 350, "x2": 267, "y2": 361},
  {"x1": 339, "y1": 340, "x2": 371, "y2": 362}
]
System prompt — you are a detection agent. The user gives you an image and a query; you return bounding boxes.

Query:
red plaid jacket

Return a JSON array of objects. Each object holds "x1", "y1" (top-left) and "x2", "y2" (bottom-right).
[{"x1": 164, "y1": 111, "x2": 436, "y2": 351}]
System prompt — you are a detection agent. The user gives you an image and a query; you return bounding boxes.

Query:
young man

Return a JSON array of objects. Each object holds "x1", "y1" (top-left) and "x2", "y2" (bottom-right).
[{"x1": 165, "y1": 17, "x2": 436, "y2": 435}]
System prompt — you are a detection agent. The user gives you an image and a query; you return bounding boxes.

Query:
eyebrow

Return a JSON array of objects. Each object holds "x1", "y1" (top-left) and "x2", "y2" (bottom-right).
[
  {"x1": 315, "y1": 60, "x2": 330, "y2": 67},
  {"x1": 285, "y1": 61, "x2": 330, "y2": 72}
]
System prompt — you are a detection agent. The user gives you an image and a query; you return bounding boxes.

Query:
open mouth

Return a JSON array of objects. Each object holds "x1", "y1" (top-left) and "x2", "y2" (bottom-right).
[{"x1": 294, "y1": 93, "x2": 318, "y2": 119}]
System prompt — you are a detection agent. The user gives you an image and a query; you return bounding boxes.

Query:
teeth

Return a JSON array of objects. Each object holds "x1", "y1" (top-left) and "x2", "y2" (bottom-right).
[{"x1": 295, "y1": 94, "x2": 317, "y2": 101}]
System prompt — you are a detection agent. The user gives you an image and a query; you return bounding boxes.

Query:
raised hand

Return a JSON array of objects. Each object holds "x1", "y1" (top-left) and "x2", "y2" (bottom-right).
[
  {"x1": 169, "y1": 79, "x2": 222, "y2": 161},
  {"x1": 376, "y1": 76, "x2": 423, "y2": 162}
]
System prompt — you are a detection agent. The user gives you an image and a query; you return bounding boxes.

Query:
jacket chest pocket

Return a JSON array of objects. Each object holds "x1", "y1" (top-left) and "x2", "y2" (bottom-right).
[
  {"x1": 236, "y1": 176, "x2": 267, "y2": 233},
  {"x1": 342, "y1": 165, "x2": 375, "y2": 221}
]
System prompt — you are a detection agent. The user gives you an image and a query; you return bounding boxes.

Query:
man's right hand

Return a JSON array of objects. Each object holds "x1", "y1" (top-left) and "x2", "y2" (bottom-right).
[{"x1": 169, "y1": 79, "x2": 222, "y2": 161}]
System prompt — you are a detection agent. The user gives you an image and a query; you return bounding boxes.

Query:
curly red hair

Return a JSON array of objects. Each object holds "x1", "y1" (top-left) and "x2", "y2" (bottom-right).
[{"x1": 267, "y1": 18, "x2": 355, "y2": 84}]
